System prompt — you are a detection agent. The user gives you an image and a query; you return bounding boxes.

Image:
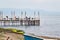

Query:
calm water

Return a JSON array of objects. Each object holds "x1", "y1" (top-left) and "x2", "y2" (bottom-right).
[
  {"x1": 0, "y1": 25, "x2": 60, "y2": 38},
  {"x1": 0, "y1": 15, "x2": 60, "y2": 38}
]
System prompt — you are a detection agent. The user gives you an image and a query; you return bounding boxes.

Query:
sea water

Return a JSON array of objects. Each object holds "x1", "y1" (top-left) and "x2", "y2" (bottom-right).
[{"x1": 0, "y1": 15, "x2": 60, "y2": 38}]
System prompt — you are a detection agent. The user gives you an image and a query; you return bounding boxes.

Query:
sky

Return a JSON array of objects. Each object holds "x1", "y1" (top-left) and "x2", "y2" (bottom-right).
[
  {"x1": 0, "y1": 0, "x2": 60, "y2": 11},
  {"x1": 0, "y1": 0, "x2": 60, "y2": 16}
]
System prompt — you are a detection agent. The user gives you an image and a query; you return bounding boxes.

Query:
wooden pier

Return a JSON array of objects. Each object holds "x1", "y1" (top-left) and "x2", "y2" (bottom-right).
[
  {"x1": 0, "y1": 18, "x2": 40, "y2": 26},
  {"x1": 0, "y1": 11, "x2": 40, "y2": 26}
]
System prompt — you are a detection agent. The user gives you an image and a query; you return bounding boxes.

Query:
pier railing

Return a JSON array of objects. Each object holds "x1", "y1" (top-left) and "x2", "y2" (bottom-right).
[
  {"x1": 0, "y1": 11, "x2": 40, "y2": 26},
  {"x1": 0, "y1": 17, "x2": 40, "y2": 26}
]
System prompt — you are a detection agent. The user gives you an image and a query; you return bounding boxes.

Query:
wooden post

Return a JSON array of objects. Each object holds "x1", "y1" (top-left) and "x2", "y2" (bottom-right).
[
  {"x1": 38, "y1": 11, "x2": 40, "y2": 26},
  {"x1": 20, "y1": 11, "x2": 23, "y2": 26},
  {"x1": 34, "y1": 11, "x2": 36, "y2": 26}
]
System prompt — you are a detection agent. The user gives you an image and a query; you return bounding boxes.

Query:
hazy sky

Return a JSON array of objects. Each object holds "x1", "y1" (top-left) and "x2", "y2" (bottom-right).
[{"x1": 0, "y1": 0, "x2": 60, "y2": 11}]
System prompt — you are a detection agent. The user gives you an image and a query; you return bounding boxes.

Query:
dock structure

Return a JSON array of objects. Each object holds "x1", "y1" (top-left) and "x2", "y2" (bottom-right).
[{"x1": 0, "y1": 11, "x2": 40, "y2": 26}]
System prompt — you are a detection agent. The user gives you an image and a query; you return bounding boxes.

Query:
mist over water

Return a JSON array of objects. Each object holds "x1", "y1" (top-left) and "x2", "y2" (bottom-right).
[
  {"x1": 40, "y1": 14, "x2": 60, "y2": 38},
  {"x1": 0, "y1": 9, "x2": 60, "y2": 38},
  {"x1": 1, "y1": 15, "x2": 60, "y2": 38}
]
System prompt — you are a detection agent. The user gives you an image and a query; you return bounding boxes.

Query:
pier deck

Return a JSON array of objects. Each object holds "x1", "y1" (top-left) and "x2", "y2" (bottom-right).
[{"x1": 0, "y1": 18, "x2": 40, "y2": 26}]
